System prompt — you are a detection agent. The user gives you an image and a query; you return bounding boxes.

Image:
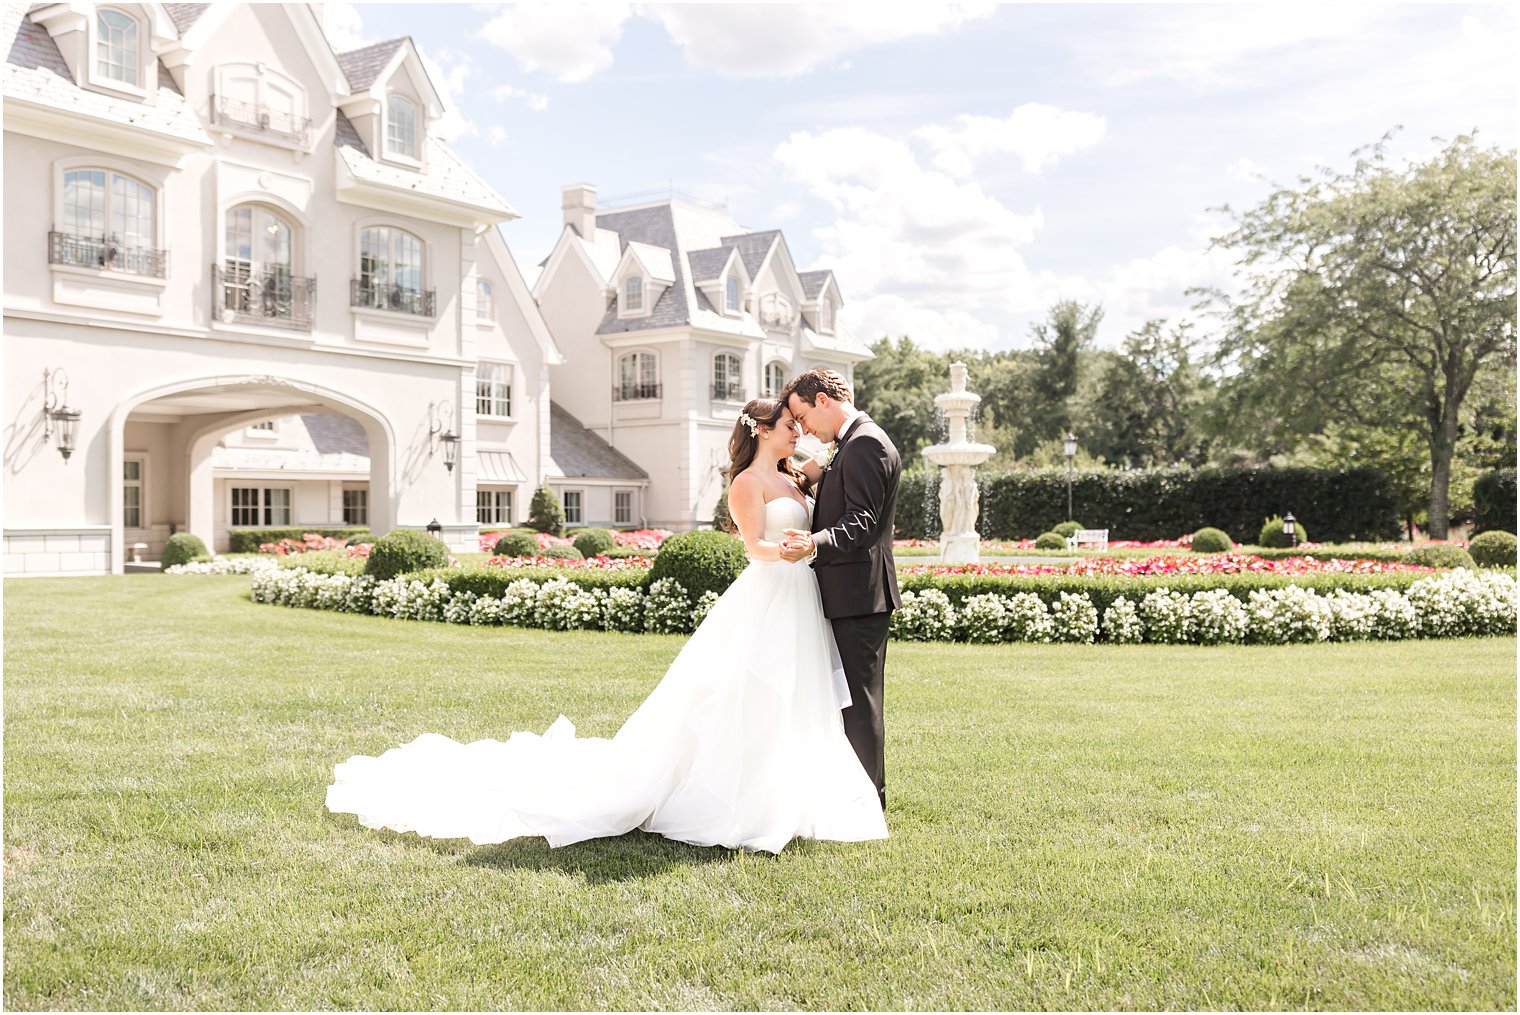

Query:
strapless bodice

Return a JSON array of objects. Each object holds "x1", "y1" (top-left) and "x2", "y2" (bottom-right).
[{"x1": 763, "y1": 496, "x2": 811, "y2": 542}]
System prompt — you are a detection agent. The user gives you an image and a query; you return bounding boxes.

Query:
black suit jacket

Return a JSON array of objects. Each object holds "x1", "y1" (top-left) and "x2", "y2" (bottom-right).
[{"x1": 810, "y1": 413, "x2": 902, "y2": 620}]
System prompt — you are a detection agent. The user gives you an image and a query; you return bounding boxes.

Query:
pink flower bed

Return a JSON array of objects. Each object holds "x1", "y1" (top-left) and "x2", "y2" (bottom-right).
[
  {"x1": 478, "y1": 531, "x2": 576, "y2": 553},
  {"x1": 615, "y1": 529, "x2": 673, "y2": 550},
  {"x1": 899, "y1": 552, "x2": 1438, "y2": 578},
  {"x1": 260, "y1": 533, "x2": 360, "y2": 555},
  {"x1": 485, "y1": 554, "x2": 655, "y2": 572}
]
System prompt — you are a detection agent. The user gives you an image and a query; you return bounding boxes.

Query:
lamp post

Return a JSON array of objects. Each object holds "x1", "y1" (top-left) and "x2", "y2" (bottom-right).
[
  {"x1": 1062, "y1": 431, "x2": 1078, "y2": 522},
  {"x1": 1283, "y1": 512, "x2": 1297, "y2": 548},
  {"x1": 426, "y1": 518, "x2": 443, "y2": 540}
]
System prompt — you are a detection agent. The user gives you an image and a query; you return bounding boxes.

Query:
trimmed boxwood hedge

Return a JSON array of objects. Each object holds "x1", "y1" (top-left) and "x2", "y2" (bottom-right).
[
  {"x1": 160, "y1": 533, "x2": 209, "y2": 570},
  {"x1": 647, "y1": 530, "x2": 748, "y2": 600},
  {"x1": 363, "y1": 529, "x2": 451, "y2": 580},
  {"x1": 571, "y1": 528, "x2": 617, "y2": 557},
  {"x1": 228, "y1": 527, "x2": 371, "y2": 553},
  {"x1": 1247, "y1": 546, "x2": 1410, "y2": 564},
  {"x1": 1474, "y1": 469, "x2": 1517, "y2": 534},
  {"x1": 1469, "y1": 530, "x2": 1518, "y2": 568},
  {"x1": 410, "y1": 565, "x2": 647, "y2": 595},
  {"x1": 278, "y1": 552, "x2": 366, "y2": 575},
  {"x1": 895, "y1": 465, "x2": 1400, "y2": 544}
]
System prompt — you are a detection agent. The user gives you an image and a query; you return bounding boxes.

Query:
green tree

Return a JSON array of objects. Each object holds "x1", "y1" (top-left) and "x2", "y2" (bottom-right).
[
  {"x1": 852, "y1": 336, "x2": 947, "y2": 460},
  {"x1": 1084, "y1": 319, "x2": 1213, "y2": 467},
  {"x1": 1203, "y1": 132, "x2": 1517, "y2": 538},
  {"x1": 1027, "y1": 300, "x2": 1103, "y2": 447},
  {"x1": 527, "y1": 484, "x2": 565, "y2": 536}
]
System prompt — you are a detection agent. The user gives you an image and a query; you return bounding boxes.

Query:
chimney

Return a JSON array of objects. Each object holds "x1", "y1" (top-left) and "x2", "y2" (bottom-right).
[{"x1": 562, "y1": 183, "x2": 597, "y2": 239}]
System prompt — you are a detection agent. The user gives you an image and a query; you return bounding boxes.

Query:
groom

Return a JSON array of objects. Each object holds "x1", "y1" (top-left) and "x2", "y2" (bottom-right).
[{"x1": 780, "y1": 369, "x2": 901, "y2": 810}]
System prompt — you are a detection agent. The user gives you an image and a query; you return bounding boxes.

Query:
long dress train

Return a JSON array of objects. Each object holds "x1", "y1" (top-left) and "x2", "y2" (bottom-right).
[{"x1": 325, "y1": 496, "x2": 887, "y2": 854}]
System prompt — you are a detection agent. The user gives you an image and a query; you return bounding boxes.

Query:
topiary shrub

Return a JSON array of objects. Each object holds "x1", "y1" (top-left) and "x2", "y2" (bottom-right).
[
  {"x1": 1191, "y1": 527, "x2": 1233, "y2": 553},
  {"x1": 160, "y1": 533, "x2": 209, "y2": 571},
  {"x1": 647, "y1": 529, "x2": 748, "y2": 599},
  {"x1": 363, "y1": 528, "x2": 451, "y2": 580},
  {"x1": 1035, "y1": 531, "x2": 1068, "y2": 550},
  {"x1": 493, "y1": 531, "x2": 540, "y2": 557},
  {"x1": 1052, "y1": 520, "x2": 1082, "y2": 539},
  {"x1": 1406, "y1": 543, "x2": 1475, "y2": 570},
  {"x1": 572, "y1": 528, "x2": 616, "y2": 558},
  {"x1": 1474, "y1": 469, "x2": 1517, "y2": 534},
  {"x1": 713, "y1": 486, "x2": 733, "y2": 534},
  {"x1": 527, "y1": 485, "x2": 565, "y2": 537},
  {"x1": 1259, "y1": 514, "x2": 1310, "y2": 549},
  {"x1": 537, "y1": 545, "x2": 584, "y2": 560},
  {"x1": 1468, "y1": 530, "x2": 1518, "y2": 569}
]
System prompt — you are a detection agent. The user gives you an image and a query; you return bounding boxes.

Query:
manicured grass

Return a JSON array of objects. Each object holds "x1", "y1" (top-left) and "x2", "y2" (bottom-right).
[{"x1": 5, "y1": 576, "x2": 1515, "y2": 1010}]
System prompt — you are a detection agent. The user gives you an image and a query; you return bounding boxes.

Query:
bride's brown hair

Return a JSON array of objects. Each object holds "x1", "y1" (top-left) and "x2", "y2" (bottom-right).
[{"x1": 724, "y1": 398, "x2": 809, "y2": 500}]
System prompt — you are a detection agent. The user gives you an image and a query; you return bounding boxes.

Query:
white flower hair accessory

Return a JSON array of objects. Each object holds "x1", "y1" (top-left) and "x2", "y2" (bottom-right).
[{"x1": 738, "y1": 411, "x2": 761, "y2": 438}]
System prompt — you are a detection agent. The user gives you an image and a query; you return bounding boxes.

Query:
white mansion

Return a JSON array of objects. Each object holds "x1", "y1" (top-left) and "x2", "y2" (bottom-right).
[{"x1": 2, "y1": 2, "x2": 870, "y2": 576}]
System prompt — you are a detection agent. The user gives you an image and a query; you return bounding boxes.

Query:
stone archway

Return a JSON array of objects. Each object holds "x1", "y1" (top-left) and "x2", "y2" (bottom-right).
[{"x1": 108, "y1": 375, "x2": 396, "y2": 573}]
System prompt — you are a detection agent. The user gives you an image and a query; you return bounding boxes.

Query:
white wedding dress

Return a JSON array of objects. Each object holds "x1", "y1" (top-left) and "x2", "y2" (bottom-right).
[{"x1": 326, "y1": 496, "x2": 887, "y2": 854}]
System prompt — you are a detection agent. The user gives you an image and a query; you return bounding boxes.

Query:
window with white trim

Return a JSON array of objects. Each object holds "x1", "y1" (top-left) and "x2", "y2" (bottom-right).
[
  {"x1": 617, "y1": 351, "x2": 659, "y2": 400},
  {"x1": 562, "y1": 490, "x2": 583, "y2": 525},
  {"x1": 614, "y1": 490, "x2": 633, "y2": 526},
  {"x1": 712, "y1": 352, "x2": 742, "y2": 401},
  {"x1": 476, "y1": 362, "x2": 512, "y2": 418},
  {"x1": 357, "y1": 226, "x2": 431, "y2": 314},
  {"x1": 624, "y1": 275, "x2": 643, "y2": 312},
  {"x1": 343, "y1": 488, "x2": 368, "y2": 526},
  {"x1": 725, "y1": 275, "x2": 740, "y2": 313},
  {"x1": 123, "y1": 458, "x2": 144, "y2": 529},
  {"x1": 386, "y1": 94, "x2": 418, "y2": 158},
  {"x1": 764, "y1": 361, "x2": 786, "y2": 398},
  {"x1": 56, "y1": 169, "x2": 159, "y2": 274},
  {"x1": 95, "y1": 9, "x2": 139, "y2": 87},
  {"x1": 477, "y1": 488, "x2": 513, "y2": 526},
  {"x1": 230, "y1": 487, "x2": 292, "y2": 527}
]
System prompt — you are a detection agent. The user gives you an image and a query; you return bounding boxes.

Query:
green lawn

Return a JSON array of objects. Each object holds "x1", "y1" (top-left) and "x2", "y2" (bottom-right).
[{"x1": 5, "y1": 576, "x2": 1514, "y2": 1011}]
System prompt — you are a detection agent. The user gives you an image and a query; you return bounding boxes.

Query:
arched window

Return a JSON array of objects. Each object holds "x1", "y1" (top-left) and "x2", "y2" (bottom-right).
[
  {"x1": 386, "y1": 95, "x2": 418, "y2": 158},
  {"x1": 53, "y1": 168, "x2": 160, "y2": 275},
  {"x1": 623, "y1": 275, "x2": 644, "y2": 312},
  {"x1": 356, "y1": 226, "x2": 432, "y2": 315},
  {"x1": 712, "y1": 352, "x2": 742, "y2": 401},
  {"x1": 725, "y1": 275, "x2": 740, "y2": 313},
  {"x1": 617, "y1": 351, "x2": 659, "y2": 400},
  {"x1": 220, "y1": 204, "x2": 312, "y2": 328},
  {"x1": 764, "y1": 361, "x2": 786, "y2": 398},
  {"x1": 96, "y1": 9, "x2": 139, "y2": 87}
]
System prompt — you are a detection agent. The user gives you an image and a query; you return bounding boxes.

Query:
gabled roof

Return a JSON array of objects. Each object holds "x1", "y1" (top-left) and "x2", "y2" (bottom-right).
[
  {"x1": 721, "y1": 230, "x2": 781, "y2": 279},
  {"x1": 335, "y1": 38, "x2": 406, "y2": 92},
  {"x1": 594, "y1": 204, "x2": 689, "y2": 335},
  {"x1": 623, "y1": 240, "x2": 675, "y2": 284},
  {"x1": 333, "y1": 109, "x2": 370, "y2": 157},
  {"x1": 163, "y1": 4, "x2": 210, "y2": 34},
  {"x1": 687, "y1": 246, "x2": 737, "y2": 283},
  {"x1": 798, "y1": 270, "x2": 835, "y2": 301},
  {"x1": 548, "y1": 403, "x2": 649, "y2": 481}
]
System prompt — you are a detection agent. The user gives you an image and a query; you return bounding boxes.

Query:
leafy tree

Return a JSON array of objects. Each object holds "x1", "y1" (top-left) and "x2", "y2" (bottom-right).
[
  {"x1": 1202, "y1": 132, "x2": 1517, "y2": 538},
  {"x1": 1027, "y1": 300, "x2": 1102, "y2": 447},
  {"x1": 852, "y1": 336, "x2": 947, "y2": 460},
  {"x1": 1084, "y1": 319, "x2": 1213, "y2": 467},
  {"x1": 527, "y1": 484, "x2": 565, "y2": 536}
]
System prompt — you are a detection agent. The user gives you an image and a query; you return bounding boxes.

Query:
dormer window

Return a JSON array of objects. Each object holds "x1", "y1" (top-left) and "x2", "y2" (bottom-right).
[
  {"x1": 624, "y1": 275, "x2": 644, "y2": 312},
  {"x1": 386, "y1": 95, "x2": 418, "y2": 159},
  {"x1": 96, "y1": 9, "x2": 140, "y2": 87},
  {"x1": 725, "y1": 275, "x2": 740, "y2": 313},
  {"x1": 819, "y1": 297, "x2": 834, "y2": 333}
]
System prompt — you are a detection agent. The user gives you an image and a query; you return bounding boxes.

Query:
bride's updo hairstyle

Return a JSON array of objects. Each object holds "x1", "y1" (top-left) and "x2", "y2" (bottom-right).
[{"x1": 725, "y1": 397, "x2": 808, "y2": 494}]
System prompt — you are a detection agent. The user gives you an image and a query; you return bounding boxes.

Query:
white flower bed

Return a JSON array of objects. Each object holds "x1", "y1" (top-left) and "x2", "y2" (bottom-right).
[
  {"x1": 164, "y1": 556, "x2": 281, "y2": 575},
  {"x1": 250, "y1": 566, "x2": 1518, "y2": 646}
]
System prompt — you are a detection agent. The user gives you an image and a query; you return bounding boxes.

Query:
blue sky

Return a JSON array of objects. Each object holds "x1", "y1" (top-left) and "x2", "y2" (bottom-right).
[{"x1": 334, "y1": 2, "x2": 1517, "y2": 352}]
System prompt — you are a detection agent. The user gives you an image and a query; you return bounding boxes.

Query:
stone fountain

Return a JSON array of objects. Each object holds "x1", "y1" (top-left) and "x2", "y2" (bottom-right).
[{"x1": 921, "y1": 362, "x2": 997, "y2": 564}]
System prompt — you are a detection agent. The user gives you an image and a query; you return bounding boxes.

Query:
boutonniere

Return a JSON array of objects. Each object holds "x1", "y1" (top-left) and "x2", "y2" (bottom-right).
[{"x1": 818, "y1": 444, "x2": 839, "y2": 473}]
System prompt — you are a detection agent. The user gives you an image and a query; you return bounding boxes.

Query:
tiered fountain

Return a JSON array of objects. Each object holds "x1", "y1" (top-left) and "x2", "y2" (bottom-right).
[{"x1": 921, "y1": 362, "x2": 997, "y2": 564}]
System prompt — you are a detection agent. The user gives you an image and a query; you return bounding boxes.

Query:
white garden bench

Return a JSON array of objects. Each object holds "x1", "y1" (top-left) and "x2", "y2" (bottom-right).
[{"x1": 1067, "y1": 528, "x2": 1109, "y2": 551}]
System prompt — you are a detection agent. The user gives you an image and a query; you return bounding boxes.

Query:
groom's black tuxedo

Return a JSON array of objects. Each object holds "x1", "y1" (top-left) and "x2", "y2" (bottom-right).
[{"x1": 810, "y1": 412, "x2": 901, "y2": 808}]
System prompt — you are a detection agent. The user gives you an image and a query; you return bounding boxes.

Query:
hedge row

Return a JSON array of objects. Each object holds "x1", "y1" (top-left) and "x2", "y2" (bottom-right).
[
  {"x1": 228, "y1": 527, "x2": 371, "y2": 553},
  {"x1": 894, "y1": 466, "x2": 1401, "y2": 544},
  {"x1": 1475, "y1": 469, "x2": 1517, "y2": 534}
]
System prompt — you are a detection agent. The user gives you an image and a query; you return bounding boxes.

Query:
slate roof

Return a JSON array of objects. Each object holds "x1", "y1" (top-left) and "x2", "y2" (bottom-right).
[
  {"x1": 335, "y1": 133, "x2": 515, "y2": 219},
  {"x1": 333, "y1": 110, "x2": 370, "y2": 157},
  {"x1": 593, "y1": 205, "x2": 689, "y2": 335},
  {"x1": 163, "y1": 4, "x2": 210, "y2": 34},
  {"x1": 720, "y1": 230, "x2": 780, "y2": 278},
  {"x1": 301, "y1": 414, "x2": 369, "y2": 456},
  {"x1": 336, "y1": 38, "x2": 406, "y2": 92},
  {"x1": 798, "y1": 270, "x2": 833, "y2": 300},
  {"x1": 686, "y1": 246, "x2": 734, "y2": 282},
  {"x1": 548, "y1": 403, "x2": 648, "y2": 480},
  {"x1": 7, "y1": 6, "x2": 69, "y2": 77}
]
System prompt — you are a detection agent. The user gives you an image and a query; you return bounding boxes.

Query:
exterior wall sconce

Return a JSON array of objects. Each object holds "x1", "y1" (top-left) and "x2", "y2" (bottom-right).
[
  {"x1": 44, "y1": 368, "x2": 81, "y2": 463},
  {"x1": 429, "y1": 400, "x2": 459, "y2": 473}
]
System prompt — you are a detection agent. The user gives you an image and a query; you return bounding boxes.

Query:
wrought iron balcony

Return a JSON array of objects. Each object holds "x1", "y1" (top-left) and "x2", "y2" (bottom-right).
[
  {"x1": 49, "y1": 231, "x2": 166, "y2": 277},
  {"x1": 711, "y1": 381, "x2": 745, "y2": 402},
  {"x1": 350, "y1": 279, "x2": 436, "y2": 317},
  {"x1": 614, "y1": 382, "x2": 662, "y2": 402},
  {"x1": 214, "y1": 264, "x2": 315, "y2": 331},
  {"x1": 211, "y1": 94, "x2": 312, "y2": 147}
]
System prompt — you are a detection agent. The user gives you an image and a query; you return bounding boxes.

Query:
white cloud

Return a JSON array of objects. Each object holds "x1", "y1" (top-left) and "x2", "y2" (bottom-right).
[
  {"x1": 416, "y1": 48, "x2": 477, "y2": 141},
  {"x1": 643, "y1": 3, "x2": 996, "y2": 78},
  {"x1": 491, "y1": 84, "x2": 550, "y2": 112},
  {"x1": 488, "y1": 125, "x2": 508, "y2": 146},
  {"x1": 843, "y1": 294, "x2": 1001, "y2": 353},
  {"x1": 915, "y1": 103, "x2": 1107, "y2": 176},
  {"x1": 479, "y1": 3, "x2": 632, "y2": 83},
  {"x1": 319, "y1": 1, "x2": 370, "y2": 51}
]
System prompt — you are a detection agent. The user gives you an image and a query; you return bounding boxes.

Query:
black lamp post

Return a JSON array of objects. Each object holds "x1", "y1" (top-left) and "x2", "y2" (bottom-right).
[
  {"x1": 43, "y1": 368, "x2": 81, "y2": 463},
  {"x1": 1283, "y1": 512, "x2": 1297, "y2": 548},
  {"x1": 1062, "y1": 431, "x2": 1078, "y2": 522},
  {"x1": 426, "y1": 518, "x2": 443, "y2": 540}
]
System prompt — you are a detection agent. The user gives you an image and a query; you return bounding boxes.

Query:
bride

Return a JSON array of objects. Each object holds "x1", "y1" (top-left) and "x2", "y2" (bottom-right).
[{"x1": 326, "y1": 397, "x2": 888, "y2": 854}]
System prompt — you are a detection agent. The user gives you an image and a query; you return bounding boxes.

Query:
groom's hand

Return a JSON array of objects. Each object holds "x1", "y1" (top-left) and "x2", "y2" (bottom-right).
[{"x1": 779, "y1": 528, "x2": 815, "y2": 563}]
